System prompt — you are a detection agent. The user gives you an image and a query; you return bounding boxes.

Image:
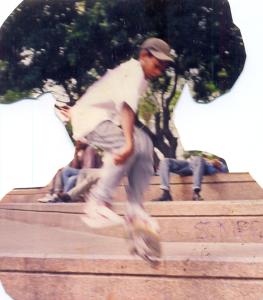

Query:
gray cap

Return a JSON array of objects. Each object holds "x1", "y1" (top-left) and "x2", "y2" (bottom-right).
[{"x1": 141, "y1": 37, "x2": 174, "y2": 62}]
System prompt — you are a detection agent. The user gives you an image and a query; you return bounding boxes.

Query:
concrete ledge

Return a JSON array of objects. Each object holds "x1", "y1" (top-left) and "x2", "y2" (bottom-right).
[
  {"x1": 2, "y1": 173, "x2": 263, "y2": 203},
  {"x1": 1, "y1": 202, "x2": 263, "y2": 242},
  {"x1": 139, "y1": 181, "x2": 263, "y2": 201},
  {"x1": 1, "y1": 220, "x2": 263, "y2": 299},
  {"x1": 2, "y1": 273, "x2": 263, "y2": 300},
  {"x1": 2, "y1": 249, "x2": 263, "y2": 279},
  {"x1": 1, "y1": 220, "x2": 263, "y2": 278},
  {"x1": 2, "y1": 200, "x2": 263, "y2": 216}
]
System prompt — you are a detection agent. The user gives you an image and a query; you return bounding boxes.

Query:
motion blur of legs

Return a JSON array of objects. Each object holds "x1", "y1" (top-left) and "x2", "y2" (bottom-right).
[{"x1": 81, "y1": 121, "x2": 154, "y2": 228}]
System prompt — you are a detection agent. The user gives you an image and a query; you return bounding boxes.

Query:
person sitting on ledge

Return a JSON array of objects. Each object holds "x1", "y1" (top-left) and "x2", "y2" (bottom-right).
[
  {"x1": 38, "y1": 142, "x2": 101, "y2": 203},
  {"x1": 153, "y1": 153, "x2": 228, "y2": 202}
]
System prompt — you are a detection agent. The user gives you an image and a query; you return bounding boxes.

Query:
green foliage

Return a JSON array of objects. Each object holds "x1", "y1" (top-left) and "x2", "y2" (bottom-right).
[
  {"x1": 0, "y1": 0, "x2": 245, "y2": 104},
  {"x1": 169, "y1": 90, "x2": 181, "y2": 112},
  {"x1": 0, "y1": 59, "x2": 8, "y2": 72},
  {"x1": 65, "y1": 121, "x2": 74, "y2": 141},
  {"x1": 205, "y1": 81, "x2": 218, "y2": 93},
  {"x1": 217, "y1": 68, "x2": 228, "y2": 78},
  {"x1": 138, "y1": 93, "x2": 158, "y2": 125},
  {"x1": 0, "y1": 89, "x2": 31, "y2": 104},
  {"x1": 183, "y1": 150, "x2": 217, "y2": 159},
  {"x1": 0, "y1": 0, "x2": 246, "y2": 156}
]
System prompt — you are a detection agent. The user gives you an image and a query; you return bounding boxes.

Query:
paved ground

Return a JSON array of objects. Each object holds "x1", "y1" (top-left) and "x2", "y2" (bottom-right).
[
  {"x1": 1, "y1": 218, "x2": 263, "y2": 262},
  {"x1": 2, "y1": 218, "x2": 263, "y2": 300},
  {"x1": 0, "y1": 218, "x2": 129, "y2": 257}
]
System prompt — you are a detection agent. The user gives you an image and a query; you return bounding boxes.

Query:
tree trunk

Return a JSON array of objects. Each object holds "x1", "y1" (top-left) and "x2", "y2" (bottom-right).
[
  {"x1": 62, "y1": 82, "x2": 76, "y2": 106},
  {"x1": 136, "y1": 69, "x2": 178, "y2": 158}
]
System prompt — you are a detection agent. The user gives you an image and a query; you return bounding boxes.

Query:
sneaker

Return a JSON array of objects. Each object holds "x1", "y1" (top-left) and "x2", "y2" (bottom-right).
[
  {"x1": 47, "y1": 195, "x2": 64, "y2": 203},
  {"x1": 81, "y1": 197, "x2": 124, "y2": 228},
  {"x1": 125, "y1": 204, "x2": 160, "y2": 233},
  {"x1": 38, "y1": 193, "x2": 57, "y2": 203},
  {"x1": 152, "y1": 190, "x2": 172, "y2": 202},
  {"x1": 192, "y1": 189, "x2": 204, "y2": 201},
  {"x1": 125, "y1": 204, "x2": 161, "y2": 262},
  {"x1": 58, "y1": 193, "x2": 72, "y2": 203}
]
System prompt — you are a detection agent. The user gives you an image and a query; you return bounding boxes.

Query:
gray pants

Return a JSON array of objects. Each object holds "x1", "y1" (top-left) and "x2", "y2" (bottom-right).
[{"x1": 85, "y1": 121, "x2": 154, "y2": 205}]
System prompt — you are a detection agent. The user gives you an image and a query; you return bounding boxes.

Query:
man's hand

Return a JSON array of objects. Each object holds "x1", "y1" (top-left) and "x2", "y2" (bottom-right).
[
  {"x1": 212, "y1": 159, "x2": 222, "y2": 169},
  {"x1": 114, "y1": 144, "x2": 134, "y2": 165},
  {"x1": 116, "y1": 102, "x2": 135, "y2": 165}
]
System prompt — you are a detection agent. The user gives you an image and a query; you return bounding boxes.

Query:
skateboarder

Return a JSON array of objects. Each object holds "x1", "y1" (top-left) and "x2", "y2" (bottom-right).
[{"x1": 70, "y1": 38, "x2": 173, "y2": 259}]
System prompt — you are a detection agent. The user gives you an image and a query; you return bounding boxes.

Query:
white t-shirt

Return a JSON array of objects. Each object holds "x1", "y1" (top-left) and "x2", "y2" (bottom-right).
[{"x1": 71, "y1": 58, "x2": 148, "y2": 140}]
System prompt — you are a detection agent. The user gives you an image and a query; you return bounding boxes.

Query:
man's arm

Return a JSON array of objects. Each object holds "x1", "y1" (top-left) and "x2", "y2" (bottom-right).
[
  {"x1": 114, "y1": 102, "x2": 135, "y2": 165},
  {"x1": 55, "y1": 105, "x2": 71, "y2": 123}
]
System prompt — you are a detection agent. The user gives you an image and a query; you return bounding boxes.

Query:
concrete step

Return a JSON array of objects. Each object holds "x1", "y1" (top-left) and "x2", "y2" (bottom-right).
[
  {"x1": 2, "y1": 172, "x2": 263, "y2": 203},
  {"x1": 1, "y1": 201, "x2": 263, "y2": 243},
  {"x1": 1, "y1": 219, "x2": 263, "y2": 300},
  {"x1": 116, "y1": 180, "x2": 263, "y2": 201},
  {"x1": 125, "y1": 173, "x2": 263, "y2": 201}
]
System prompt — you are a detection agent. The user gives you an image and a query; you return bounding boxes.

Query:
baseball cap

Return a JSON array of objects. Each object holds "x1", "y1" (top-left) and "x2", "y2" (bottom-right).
[{"x1": 141, "y1": 38, "x2": 174, "y2": 62}]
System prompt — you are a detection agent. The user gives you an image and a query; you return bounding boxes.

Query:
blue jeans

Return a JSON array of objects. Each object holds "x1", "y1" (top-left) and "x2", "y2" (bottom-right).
[
  {"x1": 61, "y1": 166, "x2": 80, "y2": 193},
  {"x1": 159, "y1": 156, "x2": 205, "y2": 191}
]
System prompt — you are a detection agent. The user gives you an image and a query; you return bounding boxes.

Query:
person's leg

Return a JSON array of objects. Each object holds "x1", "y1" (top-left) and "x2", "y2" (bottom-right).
[
  {"x1": 76, "y1": 168, "x2": 89, "y2": 184},
  {"x1": 61, "y1": 167, "x2": 79, "y2": 189},
  {"x1": 90, "y1": 154, "x2": 130, "y2": 205},
  {"x1": 189, "y1": 156, "x2": 205, "y2": 200},
  {"x1": 154, "y1": 159, "x2": 191, "y2": 201},
  {"x1": 63, "y1": 173, "x2": 79, "y2": 193},
  {"x1": 125, "y1": 127, "x2": 154, "y2": 206},
  {"x1": 85, "y1": 121, "x2": 141, "y2": 205},
  {"x1": 124, "y1": 128, "x2": 161, "y2": 260},
  {"x1": 66, "y1": 168, "x2": 101, "y2": 202},
  {"x1": 82, "y1": 121, "x2": 136, "y2": 227},
  {"x1": 52, "y1": 169, "x2": 63, "y2": 194},
  {"x1": 153, "y1": 158, "x2": 172, "y2": 201},
  {"x1": 159, "y1": 158, "x2": 172, "y2": 191},
  {"x1": 61, "y1": 166, "x2": 79, "y2": 193}
]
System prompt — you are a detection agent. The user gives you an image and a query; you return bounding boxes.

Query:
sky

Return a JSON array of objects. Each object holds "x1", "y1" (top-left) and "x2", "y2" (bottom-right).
[{"x1": 0, "y1": 0, "x2": 262, "y2": 204}]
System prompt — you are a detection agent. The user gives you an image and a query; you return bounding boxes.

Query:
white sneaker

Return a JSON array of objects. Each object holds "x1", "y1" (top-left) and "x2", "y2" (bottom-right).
[
  {"x1": 81, "y1": 197, "x2": 124, "y2": 228},
  {"x1": 38, "y1": 193, "x2": 56, "y2": 203},
  {"x1": 125, "y1": 204, "x2": 161, "y2": 262},
  {"x1": 126, "y1": 203, "x2": 160, "y2": 233}
]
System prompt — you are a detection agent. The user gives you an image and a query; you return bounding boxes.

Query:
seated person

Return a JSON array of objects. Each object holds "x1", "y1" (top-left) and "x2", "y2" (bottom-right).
[
  {"x1": 38, "y1": 142, "x2": 101, "y2": 202},
  {"x1": 60, "y1": 142, "x2": 86, "y2": 195},
  {"x1": 61, "y1": 168, "x2": 101, "y2": 202},
  {"x1": 58, "y1": 146, "x2": 102, "y2": 202},
  {"x1": 153, "y1": 154, "x2": 228, "y2": 201}
]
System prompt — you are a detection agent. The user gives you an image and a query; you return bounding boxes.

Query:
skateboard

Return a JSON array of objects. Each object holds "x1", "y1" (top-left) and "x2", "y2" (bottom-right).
[
  {"x1": 80, "y1": 173, "x2": 162, "y2": 266},
  {"x1": 124, "y1": 205, "x2": 162, "y2": 266},
  {"x1": 82, "y1": 201, "x2": 162, "y2": 266}
]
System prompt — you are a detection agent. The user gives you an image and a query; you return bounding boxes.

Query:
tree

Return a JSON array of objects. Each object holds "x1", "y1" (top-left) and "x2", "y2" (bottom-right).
[{"x1": 0, "y1": 0, "x2": 246, "y2": 156}]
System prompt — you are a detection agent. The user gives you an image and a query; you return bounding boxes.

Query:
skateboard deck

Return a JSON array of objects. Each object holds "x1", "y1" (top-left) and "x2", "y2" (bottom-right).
[
  {"x1": 83, "y1": 211, "x2": 162, "y2": 266},
  {"x1": 125, "y1": 216, "x2": 161, "y2": 266},
  {"x1": 80, "y1": 172, "x2": 162, "y2": 266}
]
